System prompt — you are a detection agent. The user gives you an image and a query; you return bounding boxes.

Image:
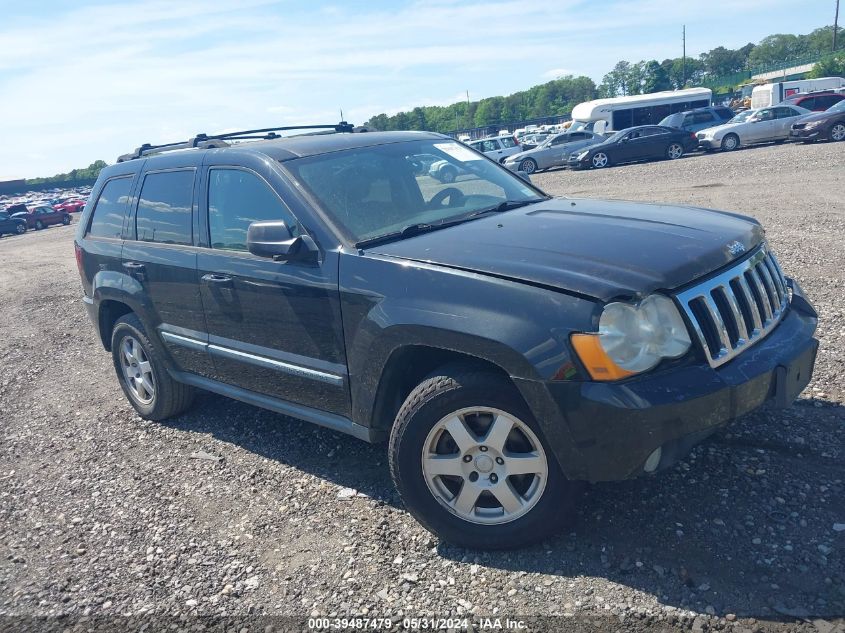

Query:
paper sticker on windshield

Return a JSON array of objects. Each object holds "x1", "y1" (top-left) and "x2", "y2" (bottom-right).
[{"x1": 434, "y1": 142, "x2": 482, "y2": 161}]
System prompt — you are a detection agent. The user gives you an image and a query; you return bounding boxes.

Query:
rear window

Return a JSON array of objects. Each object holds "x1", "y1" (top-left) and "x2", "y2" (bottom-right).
[
  {"x1": 135, "y1": 170, "x2": 194, "y2": 245},
  {"x1": 88, "y1": 177, "x2": 133, "y2": 238},
  {"x1": 499, "y1": 137, "x2": 517, "y2": 148}
]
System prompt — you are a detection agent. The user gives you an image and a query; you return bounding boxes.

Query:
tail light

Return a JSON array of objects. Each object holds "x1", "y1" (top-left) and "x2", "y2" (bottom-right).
[{"x1": 74, "y1": 242, "x2": 84, "y2": 276}]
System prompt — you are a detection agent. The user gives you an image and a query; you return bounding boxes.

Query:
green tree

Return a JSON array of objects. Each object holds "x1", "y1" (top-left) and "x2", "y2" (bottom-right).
[
  {"x1": 642, "y1": 60, "x2": 671, "y2": 93},
  {"x1": 747, "y1": 34, "x2": 808, "y2": 67},
  {"x1": 807, "y1": 53, "x2": 845, "y2": 78}
]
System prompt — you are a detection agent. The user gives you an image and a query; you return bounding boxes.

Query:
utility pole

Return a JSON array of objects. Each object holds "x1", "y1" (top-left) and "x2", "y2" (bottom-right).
[
  {"x1": 834, "y1": 0, "x2": 840, "y2": 52},
  {"x1": 682, "y1": 25, "x2": 686, "y2": 87}
]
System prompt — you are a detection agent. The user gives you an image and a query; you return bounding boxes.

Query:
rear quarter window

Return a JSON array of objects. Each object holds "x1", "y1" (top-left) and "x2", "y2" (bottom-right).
[
  {"x1": 135, "y1": 170, "x2": 195, "y2": 245},
  {"x1": 87, "y1": 177, "x2": 133, "y2": 239}
]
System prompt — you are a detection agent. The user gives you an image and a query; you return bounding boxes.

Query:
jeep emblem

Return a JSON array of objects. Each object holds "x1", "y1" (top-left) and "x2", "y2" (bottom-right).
[{"x1": 727, "y1": 241, "x2": 745, "y2": 256}]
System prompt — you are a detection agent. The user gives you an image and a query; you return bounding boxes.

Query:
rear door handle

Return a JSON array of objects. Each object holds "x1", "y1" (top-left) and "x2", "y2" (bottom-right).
[{"x1": 122, "y1": 261, "x2": 146, "y2": 280}]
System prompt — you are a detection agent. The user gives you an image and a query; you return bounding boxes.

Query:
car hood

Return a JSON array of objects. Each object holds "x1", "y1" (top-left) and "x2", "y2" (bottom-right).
[
  {"x1": 370, "y1": 197, "x2": 764, "y2": 302},
  {"x1": 505, "y1": 147, "x2": 546, "y2": 162},
  {"x1": 699, "y1": 121, "x2": 746, "y2": 136},
  {"x1": 795, "y1": 110, "x2": 838, "y2": 124}
]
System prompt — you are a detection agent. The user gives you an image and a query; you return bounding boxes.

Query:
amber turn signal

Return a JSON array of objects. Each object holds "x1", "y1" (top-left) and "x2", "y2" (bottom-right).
[{"x1": 570, "y1": 333, "x2": 636, "y2": 381}]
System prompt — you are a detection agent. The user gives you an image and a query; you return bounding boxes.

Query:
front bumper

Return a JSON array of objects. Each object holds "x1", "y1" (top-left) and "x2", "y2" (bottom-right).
[
  {"x1": 517, "y1": 280, "x2": 818, "y2": 483},
  {"x1": 697, "y1": 137, "x2": 718, "y2": 149},
  {"x1": 789, "y1": 128, "x2": 821, "y2": 141}
]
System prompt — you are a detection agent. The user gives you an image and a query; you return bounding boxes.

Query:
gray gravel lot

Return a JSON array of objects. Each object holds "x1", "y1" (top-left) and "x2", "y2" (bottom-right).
[{"x1": 0, "y1": 141, "x2": 843, "y2": 632}]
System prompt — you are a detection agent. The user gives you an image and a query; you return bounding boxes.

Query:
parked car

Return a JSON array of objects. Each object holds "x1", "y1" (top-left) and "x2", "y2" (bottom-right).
[
  {"x1": 76, "y1": 126, "x2": 817, "y2": 549},
  {"x1": 518, "y1": 133, "x2": 551, "y2": 151},
  {"x1": 789, "y1": 99, "x2": 845, "y2": 142},
  {"x1": 696, "y1": 104, "x2": 811, "y2": 151},
  {"x1": 658, "y1": 106, "x2": 735, "y2": 133},
  {"x1": 466, "y1": 136, "x2": 522, "y2": 163},
  {"x1": 428, "y1": 158, "x2": 467, "y2": 183},
  {"x1": 503, "y1": 131, "x2": 603, "y2": 174},
  {"x1": 777, "y1": 91, "x2": 845, "y2": 112},
  {"x1": 0, "y1": 211, "x2": 28, "y2": 236},
  {"x1": 12, "y1": 204, "x2": 72, "y2": 230},
  {"x1": 54, "y1": 199, "x2": 87, "y2": 213},
  {"x1": 568, "y1": 125, "x2": 697, "y2": 169}
]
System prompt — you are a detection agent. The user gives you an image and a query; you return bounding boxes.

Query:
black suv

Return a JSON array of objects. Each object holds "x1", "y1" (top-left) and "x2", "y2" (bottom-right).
[{"x1": 76, "y1": 124, "x2": 818, "y2": 549}]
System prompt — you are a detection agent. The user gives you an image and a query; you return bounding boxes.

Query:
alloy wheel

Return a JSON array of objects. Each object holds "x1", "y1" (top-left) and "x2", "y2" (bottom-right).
[
  {"x1": 120, "y1": 335, "x2": 156, "y2": 404},
  {"x1": 667, "y1": 143, "x2": 684, "y2": 159},
  {"x1": 520, "y1": 159, "x2": 537, "y2": 174},
  {"x1": 15, "y1": 224, "x2": 25, "y2": 234},
  {"x1": 832, "y1": 123, "x2": 845, "y2": 142},
  {"x1": 592, "y1": 152, "x2": 608, "y2": 168},
  {"x1": 421, "y1": 407, "x2": 548, "y2": 525}
]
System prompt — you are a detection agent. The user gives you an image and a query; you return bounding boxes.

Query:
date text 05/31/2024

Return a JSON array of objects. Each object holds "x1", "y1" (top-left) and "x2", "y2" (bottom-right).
[{"x1": 307, "y1": 617, "x2": 529, "y2": 630}]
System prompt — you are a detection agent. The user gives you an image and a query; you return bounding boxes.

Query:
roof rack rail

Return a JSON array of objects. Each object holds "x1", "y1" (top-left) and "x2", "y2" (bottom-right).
[{"x1": 117, "y1": 121, "x2": 356, "y2": 162}]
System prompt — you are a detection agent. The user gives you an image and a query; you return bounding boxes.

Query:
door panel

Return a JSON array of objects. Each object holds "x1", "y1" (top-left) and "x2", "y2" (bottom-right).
[{"x1": 196, "y1": 163, "x2": 349, "y2": 417}]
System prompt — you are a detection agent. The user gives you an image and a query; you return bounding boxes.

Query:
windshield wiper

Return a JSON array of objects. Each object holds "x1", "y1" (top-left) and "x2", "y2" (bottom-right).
[{"x1": 467, "y1": 198, "x2": 546, "y2": 218}]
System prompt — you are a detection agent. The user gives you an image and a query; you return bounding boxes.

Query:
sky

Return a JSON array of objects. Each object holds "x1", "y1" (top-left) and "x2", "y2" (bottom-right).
[{"x1": 0, "y1": 0, "x2": 835, "y2": 180}]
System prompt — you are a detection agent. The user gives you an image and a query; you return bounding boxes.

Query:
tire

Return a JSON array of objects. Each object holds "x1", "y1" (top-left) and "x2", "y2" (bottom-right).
[
  {"x1": 62, "y1": 215, "x2": 71, "y2": 225},
  {"x1": 388, "y1": 365, "x2": 576, "y2": 549},
  {"x1": 830, "y1": 123, "x2": 845, "y2": 142},
  {"x1": 35, "y1": 220, "x2": 44, "y2": 230},
  {"x1": 439, "y1": 168, "x2": 456, "y2": 184},
  {"x1": 519, "y1": 158, "x2": 537, "y2": 174},
  {"x1": 666, "y1": 143, "x2": 684, "y2": 160},
  {"x1": 721, "y1": 134, "x2": 739, "y2": 151},
  {"x1": 15, "y1": 223, "x2": 26, "y2": 235},
  {"x1": 110, "y1": 313, "x2": 194, "y2": 421},
  {"x1": 591, "y1": 152, "x2": 610, "y2": 169}
]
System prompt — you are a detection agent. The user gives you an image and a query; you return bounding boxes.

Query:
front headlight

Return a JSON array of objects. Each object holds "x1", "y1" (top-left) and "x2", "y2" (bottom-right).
[
  {"x1": 576, "y1": 150, "x2": 590, "y2": 159},
  {"x1": 571, "y1": 294, "x2": 691, "y2": 380},
  {"x1": 804, "y1": 120, "x2": 822, "y2": 129}
]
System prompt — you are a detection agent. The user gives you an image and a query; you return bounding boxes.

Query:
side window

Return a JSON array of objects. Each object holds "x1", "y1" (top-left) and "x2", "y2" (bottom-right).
[
  {"x1": 694, "y1": 112, "x2": 715, "y2": 124},
  {"x1": 715, "y1": 107, "x2": 733, "y2": 119},
  {"x1": 469, "y1": 142, "x2": 483, "y2": 152},
  {"x1": 208, "y1": 169, "x2": 299, "y2": 252},
  {"x1": 682, "y1": 114, "x2": 696, "y2": 126},
  {"x1": 135, "y1": 170, "x2": 194, "y2": 245},
  {"x1": 757, "y1": 109, "x2": 774, "y2": 121},
  {"x1": 774, "y1": 107, "x2": 796, "y2": 119},
  {"x1": 88, "y1": 177, "x2": 133, "y2": 239},
  {"x1": 798, "y1": 97, "x2": 815, "y2": 110},
  {"x1": 499, "y1": 137, "x2": 517, "y2": 148}
]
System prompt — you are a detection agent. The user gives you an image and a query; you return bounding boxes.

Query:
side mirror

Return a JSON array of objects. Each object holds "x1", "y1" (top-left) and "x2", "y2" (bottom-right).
[
  {"x1": 516, "y1": 170, "x2": 532, "y2": 183},
  {"x1": 247, "y1": 221, "x2": 318, "y2": 263}
]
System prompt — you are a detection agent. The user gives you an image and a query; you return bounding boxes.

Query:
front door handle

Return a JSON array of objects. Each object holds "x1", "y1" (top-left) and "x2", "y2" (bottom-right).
[
  {"x1": 122, "y1": 261, "x2": 146, "y2": 280},
  {"x1": 201, "y1": 273, "x2": 233, "y2": 287}
]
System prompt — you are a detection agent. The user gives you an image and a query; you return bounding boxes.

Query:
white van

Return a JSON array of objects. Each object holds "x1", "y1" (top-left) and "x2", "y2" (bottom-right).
[
  {"x1": 569, "y1": 88, "x2": 712, "y2": 134},
  {"x1": 751, "y1": 77, "x2": 845, "y2": 109}
]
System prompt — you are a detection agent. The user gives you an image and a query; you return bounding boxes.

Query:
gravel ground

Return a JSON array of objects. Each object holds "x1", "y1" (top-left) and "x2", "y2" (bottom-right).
[{"x1": 0, "y1": 141, "x2": 843, "y2": 633}]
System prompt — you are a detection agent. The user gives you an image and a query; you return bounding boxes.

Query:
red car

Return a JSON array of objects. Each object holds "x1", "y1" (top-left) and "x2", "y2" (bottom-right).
[
  {"x1": 54, "y1": 199, "x2": 86, "y2": 213},
  {"x1": 779, "y1": 91, "x2": 845, "y2": 112},
  {"x1": 11, "y1": 204, "x2": 72, "y2": 230}
]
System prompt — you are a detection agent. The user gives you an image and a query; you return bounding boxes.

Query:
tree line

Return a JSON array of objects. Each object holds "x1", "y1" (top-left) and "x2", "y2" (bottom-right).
[
  {"x1": 26, "y1": 160, "x2": 108, "y2": 185},
  {"x1": 365, "y1": 25, "x2": 842, "y2": 132}
]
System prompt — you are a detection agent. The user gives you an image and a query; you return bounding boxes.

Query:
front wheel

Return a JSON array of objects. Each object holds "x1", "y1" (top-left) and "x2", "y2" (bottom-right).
[
  {"x1": 591, "y1": 152, "x2": 610, "y2": 169},
  {"x1": 721, "y1": 134, "x2": 739, "y2": 151},
  {"x1": 62, "y1": 215, "x2": 71, "y2": 225},
  {"x1": 111, "y1": 314, "x2": 194, "y2": 420},
  {"x1": 666, "y1": 143, "x2": 684, "y2": 159},
  {"x1": 519, "y1": 158, "x2": 537, "y2": 174},
  {"x1": 389, "y1": 366, "x2": 575, "y2": 549},
  {"x1": 439, "y1": 167, "x2": 456, "y2": 184},
  {"x1": 15, "y1": 223, "x2": 26, "y2": 235},
  {"x1": 35, "y1": 220, "x2": 44, "y2": 230},
  {"x1": 830, "y1": 123, "x2": 845, "y2": 142}
]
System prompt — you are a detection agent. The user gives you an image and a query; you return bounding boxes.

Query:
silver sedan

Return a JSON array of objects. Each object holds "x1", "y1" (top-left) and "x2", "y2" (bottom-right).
[
  {"x1": 504, "y1": 131, "x2": 604, "y2": 173},
  {"x1": 696, "y1": 105, "x2": 811, "y2": 151}
]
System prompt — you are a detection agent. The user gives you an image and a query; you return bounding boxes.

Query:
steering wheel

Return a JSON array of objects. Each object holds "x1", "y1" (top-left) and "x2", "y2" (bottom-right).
[{"x1": 428, "y1": 187, "x2": 465, "y2": 209}]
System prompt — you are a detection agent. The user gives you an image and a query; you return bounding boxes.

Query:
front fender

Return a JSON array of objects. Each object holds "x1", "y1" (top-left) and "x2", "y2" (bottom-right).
[{"x1": 339, "y1": 252, "x2": 597, "y2": 429}]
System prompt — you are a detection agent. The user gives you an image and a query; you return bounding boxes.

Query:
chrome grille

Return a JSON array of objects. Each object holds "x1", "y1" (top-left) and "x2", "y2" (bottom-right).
[{"x1": 675, "y1": 245, "x2": 789, "y2": 368}]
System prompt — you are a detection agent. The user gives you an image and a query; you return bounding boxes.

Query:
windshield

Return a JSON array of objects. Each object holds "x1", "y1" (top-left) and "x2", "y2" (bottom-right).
[
  {"x1": 728, "y1": 110, "x2": 756, "y2": 124},
  {"x1": 826, "y1": 100, "x2": 845, "y2": 113},
  {"x1": 283, "y1": 139, "x2": 546, "y2": 245}
]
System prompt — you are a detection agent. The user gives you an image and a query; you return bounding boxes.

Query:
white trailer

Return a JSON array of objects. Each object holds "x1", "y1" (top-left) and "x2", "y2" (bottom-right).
[{"x1": 751, "y1": 77, "x2": 845, "y2": 109}]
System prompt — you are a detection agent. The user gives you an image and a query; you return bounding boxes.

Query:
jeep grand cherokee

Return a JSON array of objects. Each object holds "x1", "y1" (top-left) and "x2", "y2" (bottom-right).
[{"x1": 76, "y1": 124, "x2": 818, "y2": 549}]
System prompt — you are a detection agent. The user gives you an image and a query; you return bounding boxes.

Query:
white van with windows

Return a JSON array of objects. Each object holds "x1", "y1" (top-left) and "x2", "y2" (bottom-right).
[
  {"x1": 751, "y1": 77, "x2": 845, "y2": 109},
  {"x1": 569, "y1": 88, "x2": 713, "y2": 134}
]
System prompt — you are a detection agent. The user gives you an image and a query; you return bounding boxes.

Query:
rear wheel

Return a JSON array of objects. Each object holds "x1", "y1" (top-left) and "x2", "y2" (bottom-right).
[
  {"x1": 15, "y1": 223, "x2": 26, "y2": 235},
  {"x1": 111, "y1": 314, "x2": 194, "y2": 420},
  {"x1": 439, "y1": 167, "x2": 456, "y2": 184},
  {"x1": 519, "y1": 158, "x2": 537, "y2": 174},
  {"x1": 831, "y1": 123, "x2": 845, "y2": 142},
  {"x1": 62, "y1": 215, "x2": 71, "y2": 225},
  {"x1": 591, "y1": 152, "x2": 610, "y2": 169},
  {"x1": 721, "y1": 134, "x2": 740, "y2": 151},
  {"x1": 389, "y1": 365, "x2": 576, "y2": 549},
  {"x1": 666, "y1": 143, "x2": 684, "y2": 159}
]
